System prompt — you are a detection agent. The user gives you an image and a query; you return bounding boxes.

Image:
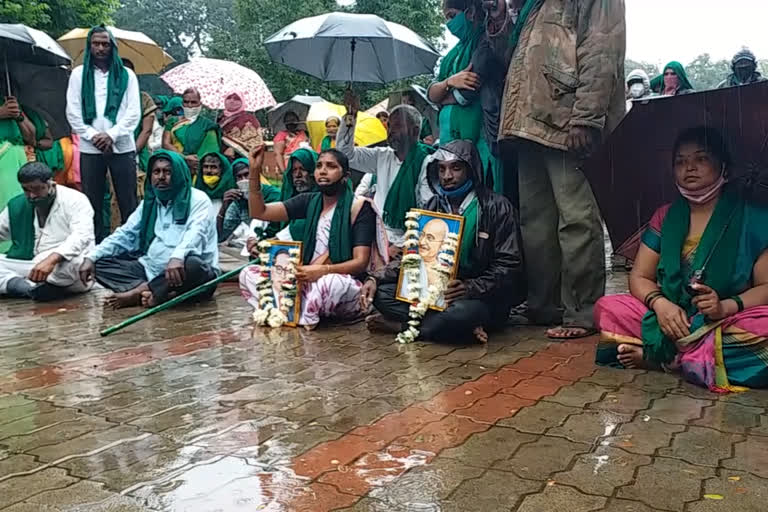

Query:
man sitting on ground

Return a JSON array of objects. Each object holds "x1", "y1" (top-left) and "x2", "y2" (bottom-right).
[
  {"x1": 362, "y1": 140, "x2": 525, "y2": 343},
  {"x1": 0, "y1": 162, "x2": 95, "y2": 301},
  {"x1": 79, "y1": 150, "x2": 220, "y2": 309}
]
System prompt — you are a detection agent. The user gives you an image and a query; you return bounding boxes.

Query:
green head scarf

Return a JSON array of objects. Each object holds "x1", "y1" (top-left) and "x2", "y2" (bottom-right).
[
  {"x1": 195, "y1": 152, "x2": 235, "y2": 200},
  {"x1": 81, "y1": 26, "x2": 129, "y2": 125},
  {"x1": 140, "y1": 150, "x2": 192, "y2": 254},
  {"x1": 651, "y1": 62, "x2": 694, "y2": 94},
  {"x1": 281, "y1": 148, "x2": 318, "y2": 202}
]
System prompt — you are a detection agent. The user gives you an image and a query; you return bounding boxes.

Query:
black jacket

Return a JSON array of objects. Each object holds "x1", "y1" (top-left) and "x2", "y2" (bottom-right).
[{"x1": 371, "y1": 140, "x2": 525, "y2": 304}]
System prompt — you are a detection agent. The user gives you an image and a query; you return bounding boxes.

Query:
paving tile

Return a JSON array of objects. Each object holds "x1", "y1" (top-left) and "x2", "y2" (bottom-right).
[
  {"x1": 658, "y1": 426, "x2": 743, "y2": 466},
  {"x1": 25, "y1": 479, "x2": 117, "y2": 506},
  {"x1": 501, "y1": 375, "x2": 571, "y2": 400},
  {"x1": 600, "y1": 498, "x2": 661, "y2": 512},
  {"x1": 618, "y1": 457, "x2": 715, "y2": 511},
  {"x1": 589, "y1": 387, "x2": 659, "y2": 415},
  {"x1": 0, "y1": 408, "x2": 81, "y2": 440},
  {"x1": 645, "y1": 395, "x2": 714, "y2": 425},
  {"x1": 543, "y1": 381, "x2": 607, "y2": 407},
  {"x1": 334, "y1": 497, "x2": 391, "y2": 512},
  {"x1": 0, "y1": 454, "x2": 42, "y2": 479},
  {"x1": 624, "y1": 372, "x2": 683, "y2": 393},
  {"x1": 548, "y1": 409, "x2": 632, "y2": 444},
  {"x1": 688, "y1": 470, "x2": 768, "y2": 512},
  {"x1": 554, "y1": 446, "x2": 652, "y2": 496},
  {"x1": 507, "y1": 353, "x2": 566, "y2": 374},
  {"x1": 722, "y1": 435, "x2": 768, "y2": 478},
  {"x1": 602, "y1": 418, "x2": 686, "y2": 455},
  {"x1": 293, "y1": 434, "x2": 385, "y2": 479},
  {"x1": 393, "y1": 414, "x2": 490, "y2": 455},
  {"x1": 1, "y1": 414, "x2": 116, "y2": 453},
  {"x1": 581, "y1": 368, "x2": 641, "y2": 387},
  {"x1": 0, "y1": 468, "x2": 79, "y2": 509},
  {"x1": 315, "y1": 398, "x2": 400, "y2": 434},
  {"x1": 493, "y1": 435, "x2": 590, "y2": 480},
  {"x1": 497, "y1": 401, "x2": 580, "y2": 434},
  {"x1": 417, "y1": 375, "x2": 507, "y2": 415},
  {"x1": 439, "y1": 426, "x2": 538, "y2": 468},
  {"x1": 453, "y1": 393, "x2": 535, "y2": 424},
  {"x1": 516, "y1": 484, "x2": 607, "y2": 512},
  {"x1": 283, "y1": 482, "x2": 360, "y2": 511},
  {"x1": 691, "y1": 401, "x2": 763, "y2": 434},
  {"x1": 350, "y1": 407, "x2": 445, "y2": 445},
  {"x1": 441, "y1": 469, "x2": 540, "y2": 512}
]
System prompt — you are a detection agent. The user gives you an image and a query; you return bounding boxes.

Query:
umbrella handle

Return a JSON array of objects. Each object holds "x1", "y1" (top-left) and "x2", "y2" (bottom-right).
[{"x1": 344, "y1": 83, "x2": 355, "y2": 128}]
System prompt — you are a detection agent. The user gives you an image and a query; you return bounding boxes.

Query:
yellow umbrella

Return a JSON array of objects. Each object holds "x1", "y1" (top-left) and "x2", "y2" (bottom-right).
[
  {"x1": 306, "y1": 102, "x2": 387, "y2": 150},
  {"x1": 58, "y1": 27, "x2": 174, "y2": 74}
]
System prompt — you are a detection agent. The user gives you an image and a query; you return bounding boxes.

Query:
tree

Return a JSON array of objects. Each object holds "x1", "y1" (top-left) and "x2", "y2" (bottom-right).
[
  {"x1": 684, "y1": 53, "x2": 731, "y2": 90},
  {"x1": 0, "y1": 0, "x2": 119, "y2": 38}
]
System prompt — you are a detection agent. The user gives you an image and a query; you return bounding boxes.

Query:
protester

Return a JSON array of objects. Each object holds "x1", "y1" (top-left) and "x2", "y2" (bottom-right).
[
  {"x1": 121, "y1": 58, "x2": 157, "y2": 173},
  {"x1": 318, "y1": 116, "x2": 341, "y2": 152},
  {"x1": 0, "y1": 163, "x2": 94, "y2": 301},
  {"x1": 65, "y1": 26, "x2": 141, "y2": 244},
  {"x1": 626, "y1": 69, "x2": 653, "y2": 112},
  {"x1": 355, "y1": 173, "x2": 376, "y2": 199},
  {"x1": 651, "y1": 62, "x2": 694, "y2": 96},
  {"x1": 242, "y1": 147, "x2": 291, "y2": 248},
  {"x1": 428, "y1": 0, "x2": 505, "y2": 193},
  {"x1": 218, "y1": 91, "x2": 263, "y2": 159},
  {"x1": 363, "y1": 140, "x2": 525, "y2": 343},
  {"x1": 240, "y1": 148, "x2": 385, "y2": 329},
  {"x1": 595, "y1": 127, "x2": 768, "y2": 390},
  {"x1": 195, "y1": 152, "x2": 236, "y2": 216},
  {"x1": 80, "y1": 150, "x2": 219, "y2": 309},
  {"x1": 484, "y1": 0, "x2": 625, "y2": 339},
  {"x1": 163, "y1": 88, "x2": 222, "y2": 175},
  {"x1": 375, "y1": 111, "x2": 389, "y2": 130},
  {"x1": 218, "y1": 158, "x2": 256, "y2": 243},
  {"x1": 718, "y1": 48, "x2": 766, "y2": 89},
  {"x1": 273, "y1": 111, "x2": 310, "y2": 173},
  {"x1": 338, "y1": 92, "x2": 435, "y2": 250}
]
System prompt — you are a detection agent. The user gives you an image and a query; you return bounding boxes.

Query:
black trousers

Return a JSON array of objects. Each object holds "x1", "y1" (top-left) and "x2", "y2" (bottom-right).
[
  {"x1": 94, "y1": 255, "x2": 219, "y2": 305},
  {"x1": 80, "y1": 152, "x2": 138, "y2": 243},
  {"x1": 373, "y1": 283, "x2": 511, "y2": 344}
]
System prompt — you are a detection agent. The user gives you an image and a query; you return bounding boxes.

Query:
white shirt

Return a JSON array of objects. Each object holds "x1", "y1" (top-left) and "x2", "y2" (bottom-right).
[
  {"x1": 336, "y1": 118, "x2": 434, "y2": 247},
  {"x1": 66, "y1": 65, "x2": 141, "y2": 155},
  {"x1": 0, "y1": 185, "x2": 95, "y2": 260}
]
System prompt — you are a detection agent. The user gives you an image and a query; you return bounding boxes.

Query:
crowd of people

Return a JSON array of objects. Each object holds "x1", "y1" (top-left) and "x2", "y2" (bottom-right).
[{"x1": 2, "y1": 0, "x2": 768, "y2": 391}]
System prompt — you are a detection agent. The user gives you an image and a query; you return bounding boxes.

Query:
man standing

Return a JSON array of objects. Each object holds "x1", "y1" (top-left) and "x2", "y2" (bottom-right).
[
  {"x1": 0, "y1": 163, "x2": 94, "y2": 301},
  {"x1": 718, "y1": 48, "x2": 766, "y2": 89},
  {"x1": 484, "y1": 0, "x2": 625, "y2": 339},
  {"x1": 66, "y1": 26, "x2": 141, "y2": 243}
]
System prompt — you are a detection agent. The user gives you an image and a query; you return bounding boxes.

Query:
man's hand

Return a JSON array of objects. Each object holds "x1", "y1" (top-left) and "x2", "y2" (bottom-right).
[
  {"x1": 92, "y1": 132, "x2": 113, "y2": 152},
  {"x1": 296, "y1": 264, "x2": 327, "y2": 283},
  {"x1": 343, "y1": 89, "x2": 360, "y2": 117},
  {"x1": 165, "y1": 258, "x2": 185, "y2": 288},
  {"x1": 566, "y1": 126, "x2": 600, "y2": 157},
  {"x1": 481, "y1": 0, "x2": 506, "y2": 21},
  {"x1": 447, "y1": 64, "x2": 480, "y2": 91},
  {"x1": 360, "y1": 277, "x2": 377, "y2": 310},
  {"x1": 0, "y1": 97, "x2": 20, "y2": 119},
  {"x1": 691, "y1": 283, "x2": 728, "y2": 320},
  {"x1": 222, "y1": 189, "x2": 243, "y2": 205},
  {"x1": 184, "y1": 154, "x2": 199, "y2": 174},
  {"x1": 444, "y1": 280, "x2": 467, "y2": 306},
  {"x1": 79, "y1": 258, "x2": 95, "y2": 286},
  {"x1": 28, "y1": 253, "x2": 61, "y2": 283},
  {"x1": 246, "y1": 237, "x2": 259, "y2": 259}
]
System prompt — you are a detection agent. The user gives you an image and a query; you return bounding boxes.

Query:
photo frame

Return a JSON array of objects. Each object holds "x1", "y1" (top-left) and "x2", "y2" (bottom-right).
[
  {"x1": 396, "y1": 209, "x2": 465, "y2": 312},
  {"x1": 265, "y1": 240, "x2": 303, "y2": 327}
]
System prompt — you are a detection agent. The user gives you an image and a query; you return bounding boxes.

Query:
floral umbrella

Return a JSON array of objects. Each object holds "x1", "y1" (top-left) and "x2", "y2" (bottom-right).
[{"x1": 160, "y1": 57, "x2": 276, "y2": 111}]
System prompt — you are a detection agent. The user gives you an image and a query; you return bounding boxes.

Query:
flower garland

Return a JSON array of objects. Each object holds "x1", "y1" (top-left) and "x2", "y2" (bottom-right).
[
  {"x1": 396, "y1": 211, "x2": 459, "y2": 344},
  {"x1": 251, "y1": 240, "x2": 301, "y2": 328}
]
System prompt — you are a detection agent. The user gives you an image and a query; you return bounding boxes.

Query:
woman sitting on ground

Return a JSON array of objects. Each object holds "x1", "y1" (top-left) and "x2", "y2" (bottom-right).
[{"x1": 595, "y1": 126, "x2": 768, "y2": 391}]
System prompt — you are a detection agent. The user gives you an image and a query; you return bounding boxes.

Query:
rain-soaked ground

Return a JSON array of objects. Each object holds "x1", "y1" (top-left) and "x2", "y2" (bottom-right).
[{"x1": 0, "y1": 271, "x2": 766, "y2": 511}]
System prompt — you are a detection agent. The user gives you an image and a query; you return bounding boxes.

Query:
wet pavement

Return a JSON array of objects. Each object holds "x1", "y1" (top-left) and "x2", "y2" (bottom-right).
[{"x1": 0, "y1": 275, "x2": 766, "y2": 511}]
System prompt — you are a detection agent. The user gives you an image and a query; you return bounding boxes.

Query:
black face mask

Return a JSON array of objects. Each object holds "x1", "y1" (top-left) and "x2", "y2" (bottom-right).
[
  {"x1": 286, "y1": 123, "x2": 298, "y2": 132},
  {"x1": 317, "y1": 179, "x2": 345, "y2": 196}
]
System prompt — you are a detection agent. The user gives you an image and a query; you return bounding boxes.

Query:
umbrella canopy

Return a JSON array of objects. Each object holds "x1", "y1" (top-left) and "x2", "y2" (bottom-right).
[
  {"x1": 584, "y1": 82, "x2": 768, "y2": 260},
  {"x1": 267, "y1": 95, "x2": 326, "y2": 133},
  {"x1": 264, "y1": 12, "x2": 440, "y2": 84},
  {"x1": 0, "y1": 23, "x2": 71, "y2": 67},
  {"x1": 160, "y1": 57, "x2": 276, "y2": 112},
  {"x1": 306, "y1": 102, "x2": 387, "y2": 149},
  {"x1": 8, "y1": 62, "x2": 70, "y2": 139},
  {"x1": 58, "y1": 26, "x2": 174, "y2": 75}
]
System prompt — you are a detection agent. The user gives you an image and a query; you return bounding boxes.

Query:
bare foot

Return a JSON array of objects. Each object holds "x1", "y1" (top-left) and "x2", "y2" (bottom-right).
[
  {"x1": 303, "y1": 324, "x2": 318, "y2": 331},
  {"x1": 617, "y1": 344, "x2": 646, "y2": 369},
  {"x1": 105, "y1": 286, "x2": 147, "y2": 309},
  {"x1": 140, "y1": 291, "x2": 158, "y2": 308},
  {"x1": 546, "y1": 326, "x2": 597, "y2": 340},
  {"x1": 473, "y1": 326, "x2": 488, "y2": 344},
  {"x1": 365, "y1": 313, "x2": 401, "y2": 333}
]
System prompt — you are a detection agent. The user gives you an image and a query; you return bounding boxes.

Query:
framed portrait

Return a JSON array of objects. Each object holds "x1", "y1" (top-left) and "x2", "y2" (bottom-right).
[
  {"x1": 265, "y1": 240, "x2": 303, "y2": 327},
  {"x1": 396, "y1": 209, "x2": 465, "y2": 312}
]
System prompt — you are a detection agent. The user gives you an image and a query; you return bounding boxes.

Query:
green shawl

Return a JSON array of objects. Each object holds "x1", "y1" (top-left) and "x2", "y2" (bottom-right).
[
  {"x1": 0, "y1": 100, "x2": 23, "y2": 145},
  {"x1": 320, "y1": 136, "x2": 334, "y2": 151},
  {"x1": 651, "y1": 61, "x2": 695, "y2": 94},
  {"x1": 140, "y1": 150, "x2": 192, "y2": 254},
  {"x1": 6, "y1": 194, "x2": 35, "y2": 261},
  {"x1": 508, "y1": 0, "x2": 542, "y2": 49},
  {"x1": 641, "y1": 186, "x2": 744, "y2": 363},
  {"x1": 301, "y1": 182, "x2": 354, "y2": 265},
  {"x1": 383, "y1": 142, "x2": 435, "y2": 230},
  {"x1": 281, "y1": 148, "x2": 318, "y2": 240},
  {"x1": 177, "y1": 117, "x2": 222, "y2": 156},
  {"x1": 195, "y1": 152, "x2": 235, "y2": 200},
  {"x1": 81, "y1": 27, "x2": 129, "y2": 125},
  {"x1": 24, "y1": 108, "x2": 65, "y2": 173}
]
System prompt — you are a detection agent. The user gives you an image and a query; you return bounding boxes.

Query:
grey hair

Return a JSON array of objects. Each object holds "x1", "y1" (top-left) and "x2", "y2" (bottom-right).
[{"x1": 389, "y1": 104, "x2": 422, "y2": 130}]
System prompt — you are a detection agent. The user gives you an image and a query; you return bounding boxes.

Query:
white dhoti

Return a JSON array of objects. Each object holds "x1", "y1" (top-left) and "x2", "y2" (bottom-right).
[{"x1": 0, "y1": 249, "x2": 91, "y2": 295}]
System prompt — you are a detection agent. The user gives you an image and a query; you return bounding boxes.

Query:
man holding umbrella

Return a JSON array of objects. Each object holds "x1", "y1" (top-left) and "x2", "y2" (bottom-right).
[{"x1": 66, "y1": 26, "x2": 141, "y2": 243}]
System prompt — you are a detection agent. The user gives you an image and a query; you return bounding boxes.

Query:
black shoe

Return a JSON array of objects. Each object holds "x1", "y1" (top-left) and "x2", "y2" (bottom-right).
[
  {"x1": 5, "y1": 277, "x2": 33, "y2": 299},
  {"x1": 29, "y1": 283, "x2": 70, "y2": 302}
]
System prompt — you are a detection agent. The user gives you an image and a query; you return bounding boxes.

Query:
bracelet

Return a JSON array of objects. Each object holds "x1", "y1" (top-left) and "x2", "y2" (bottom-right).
[
  {"x1": 730, "y1": 295, "x2": 744, "y2": 312},
  {"x1": 325, "y1": 264, "x2": 331, "y2": 274},
  {"x1": 644, "y1": 290, "x2": 664, "y2": 309}
]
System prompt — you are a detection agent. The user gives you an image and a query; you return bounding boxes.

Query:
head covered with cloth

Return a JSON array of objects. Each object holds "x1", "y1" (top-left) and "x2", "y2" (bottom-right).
[
  {"x1": 140, "y1": 150, "x2": 192, "y2": 254},
  {"x1": 81, "y1": 26, "x2": 129, "y2": 125}
]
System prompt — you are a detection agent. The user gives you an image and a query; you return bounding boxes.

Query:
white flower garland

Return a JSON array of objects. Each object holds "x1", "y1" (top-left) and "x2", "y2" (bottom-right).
[
  {"x1": 395, "y1": 211, "x2": 459, "y2": 344},
  {"x1": 252, "y1": 241, "x2": 301, "y2": 328}
]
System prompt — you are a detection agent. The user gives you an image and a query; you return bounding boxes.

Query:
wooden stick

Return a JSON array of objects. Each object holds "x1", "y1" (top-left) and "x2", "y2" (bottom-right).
[{"x1": 99, "y1": 261, "x2": 254, "y2": 337}]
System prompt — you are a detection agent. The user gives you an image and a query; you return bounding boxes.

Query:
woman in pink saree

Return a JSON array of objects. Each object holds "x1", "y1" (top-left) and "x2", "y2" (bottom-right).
[{"x1": 595, "y1": 127, "x2": 768, "y2": 392}]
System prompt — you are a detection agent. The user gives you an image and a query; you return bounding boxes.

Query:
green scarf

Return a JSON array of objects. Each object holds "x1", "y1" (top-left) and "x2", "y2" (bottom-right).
[
  {"x1": 320, "y1": 136, "x2": 334, "y2": 151},
  {"x1": 651, "y1": 61, "x2": 695, "y2": 94},
  {"x1": 0, "y1": 100, "x2": 23, "y2": 145},
  {"x1": 383, "y1": 143, "x2": 435, "y2": 230},
  {"x1": 301, "y1": 182, "x2": 354, "y2": 265},
  {"x1": 508, "y1": 0, "x2": 542, "y2": 49},
  {"x1": 195, "y1": 152, "x2": 235, "y2": 200},
  {"x1": 81, "y1": 27, "x2": 129, "y2": 125},
  {"x1": 280, "y1": 148, "x2": 318, "y2": 239},
  {"x1": 179, "y1": 117, "x2": 221, "y2": 156},
  {"x1": 459, "y1": 196, "x2": 479, "y2": 271},
  {"x1": 23, "y1": 107, "x2": 65, "y2": 173},
  {"x1": 140, "y1": 150, "x2": 193, "y2": 254},
  {"x1": 6, "y1": 194, "x2": 35, "y2": 261},
  {"x1": 641, "y1": 186, "x2": 744, "y2": 363}
]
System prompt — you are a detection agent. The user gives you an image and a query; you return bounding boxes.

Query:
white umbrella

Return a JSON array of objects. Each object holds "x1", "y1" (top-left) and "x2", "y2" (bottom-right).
[
  {"x1": 264, "y1": 12, "x2": 439, "y2": 84},
  {"x1": 267, "y1": 95, "x2": 326, "y2": 132},
  {"x1": 160, "y1": 57, "x2": 276, "y2": 111}
]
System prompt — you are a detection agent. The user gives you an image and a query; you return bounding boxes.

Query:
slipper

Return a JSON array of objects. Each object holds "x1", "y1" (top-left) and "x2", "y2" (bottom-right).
[{"x1": 547, "y1": 326, "x2": 598, "y2": 341}]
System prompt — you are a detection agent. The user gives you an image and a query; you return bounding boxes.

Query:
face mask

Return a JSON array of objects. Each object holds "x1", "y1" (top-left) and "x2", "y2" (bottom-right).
[
  {"x1": 183, "y1": 106, "x2": 202, "y2": 121},
  {"x1": 734, "y1": 65, "x2": 755, "y2": 83},
  {"x1": 447, "y1": 11, "x2": 471, "y2": 40},
  {"x1": 202, "y1": 175, "x2": 221, "y2": 188},
  {"x1": 677, "y1": 171, "x2": 727, "y2": 205},
  {"x1": 663, "y1": 73, "x2": 679, "y2": 91},
  {"x1": 318, "y1": 179, "x2": 345, "y2": 196},
  {"x1": 285, "y1": 123, "x2": 298, "y2": 132},
  {"x1": 629, "y1": 83, "x2": 645, "y2": 98},
  {"x1": 29, "y1": 188, "x2": 55, "y2": 209}
]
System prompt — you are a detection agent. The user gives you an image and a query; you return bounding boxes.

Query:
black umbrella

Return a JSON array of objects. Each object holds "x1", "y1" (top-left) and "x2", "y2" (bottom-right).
[
  {"x1": 584, "y1": 82, "x2": 768, "y2": 259},
  {"x1": 0, "y1": 24, "x2": 71, "y2": 69}
]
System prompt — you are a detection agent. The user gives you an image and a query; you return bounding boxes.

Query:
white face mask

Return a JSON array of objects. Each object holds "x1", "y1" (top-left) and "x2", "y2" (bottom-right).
[
  {"x1": 629, "y1": 83, "x2": 645, "y2": 98},
  {"x1": 183, "y1": 106, "x2": 202, "y2": 121}
]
